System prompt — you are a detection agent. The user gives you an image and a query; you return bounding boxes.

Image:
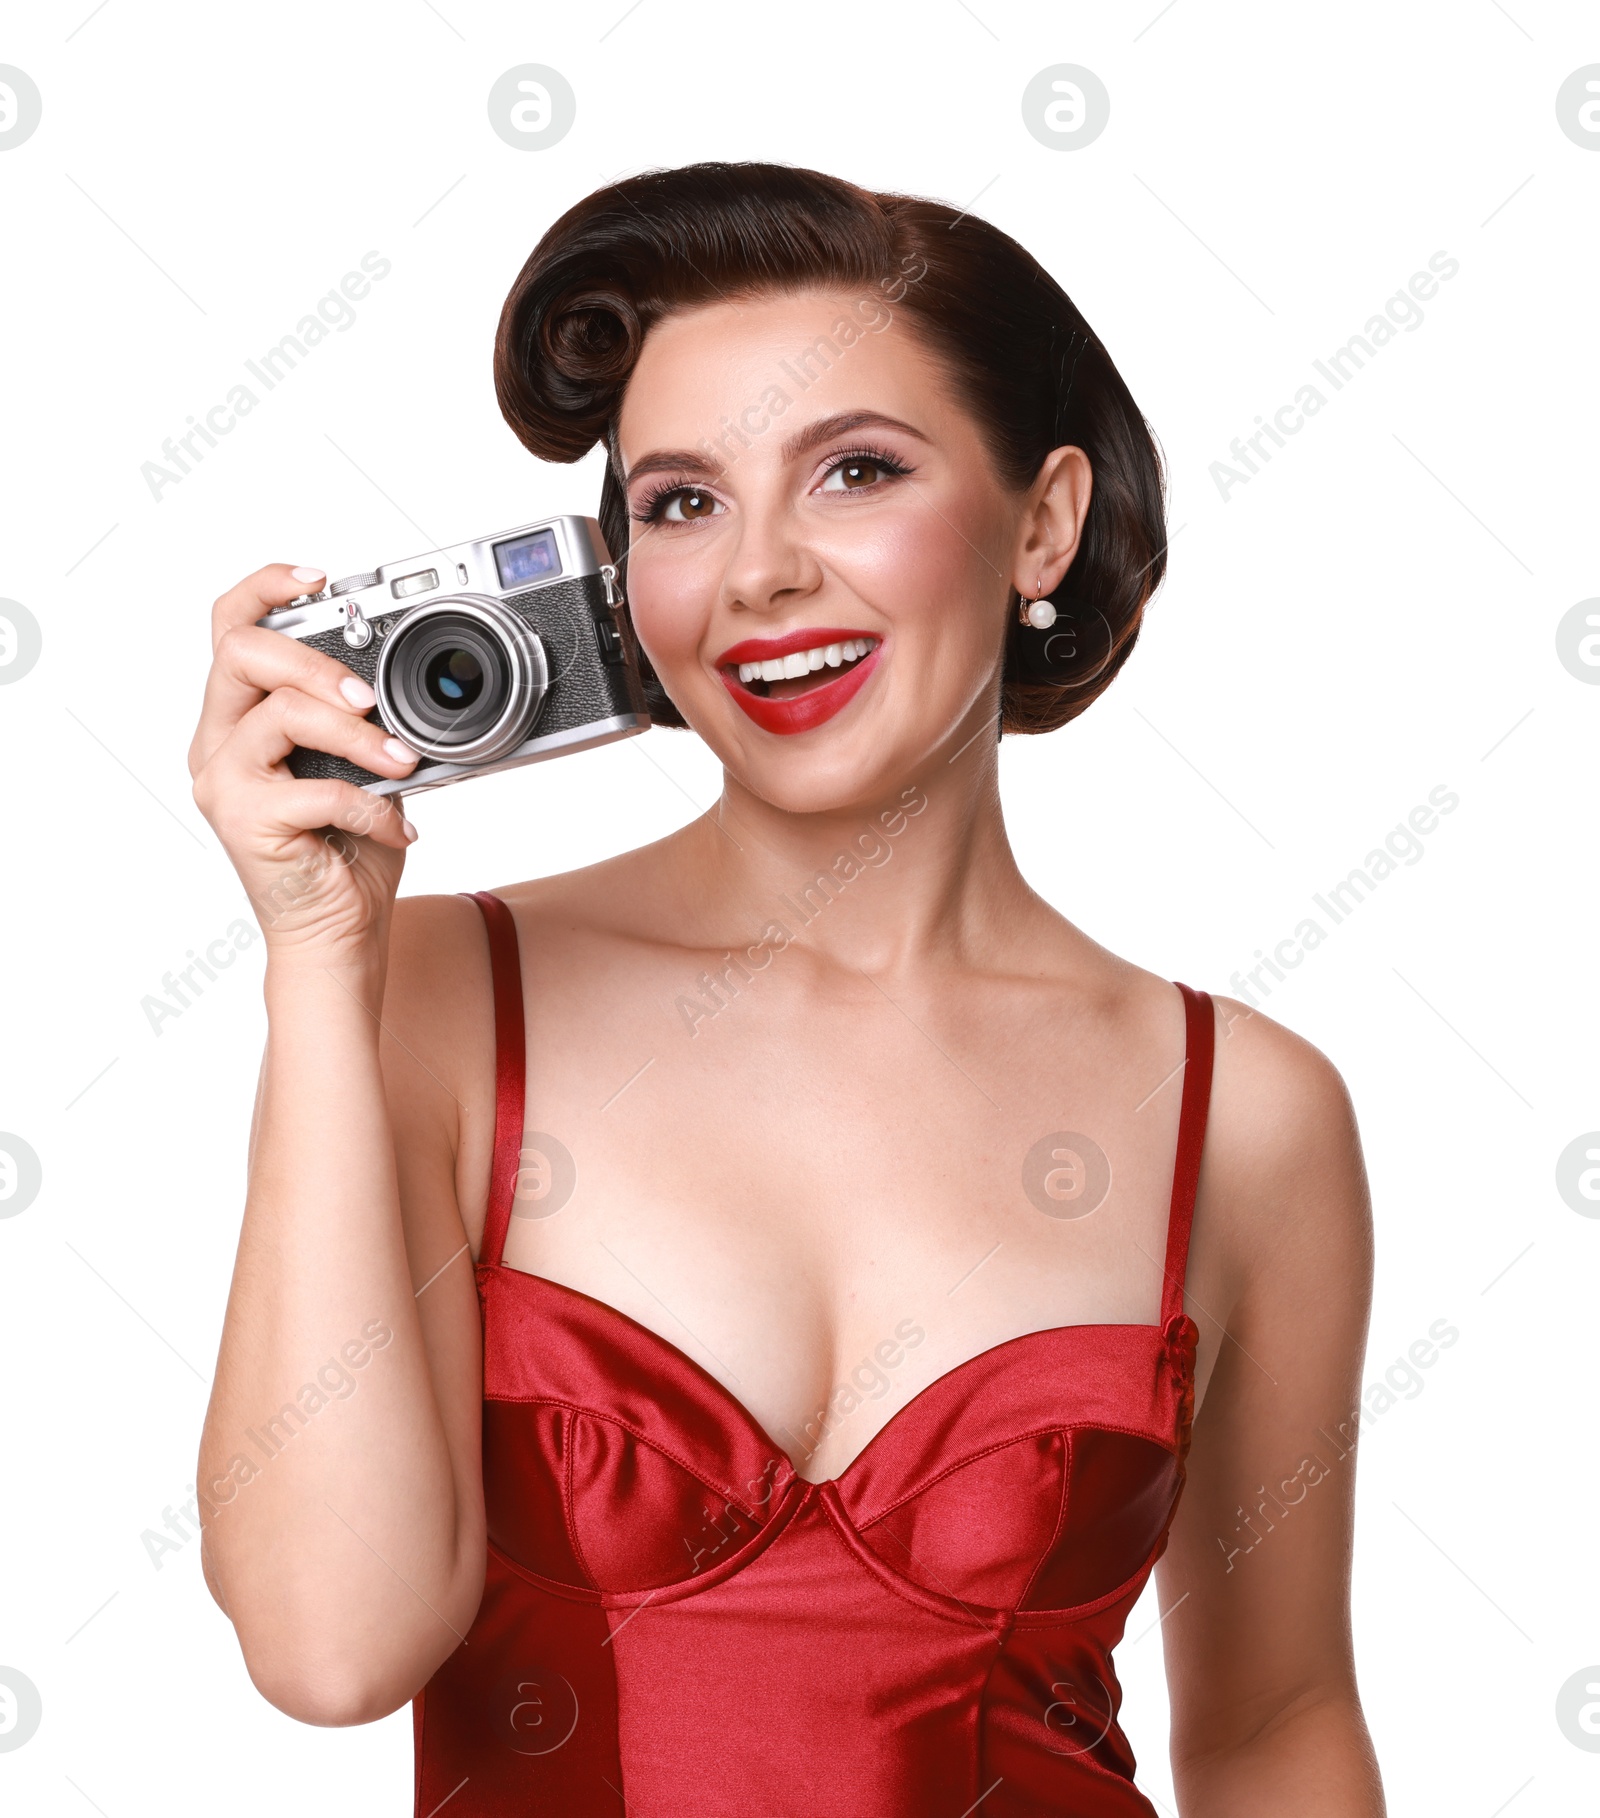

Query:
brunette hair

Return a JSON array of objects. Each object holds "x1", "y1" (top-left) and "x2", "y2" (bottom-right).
[{"x1": 494, "y1": 161, "x2": 1166, "y2": 734}]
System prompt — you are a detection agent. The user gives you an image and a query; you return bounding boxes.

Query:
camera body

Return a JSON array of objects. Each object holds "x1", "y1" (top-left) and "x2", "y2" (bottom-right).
[{"x1": 256, "y1": 514, "x2": 649, "y2": 797}]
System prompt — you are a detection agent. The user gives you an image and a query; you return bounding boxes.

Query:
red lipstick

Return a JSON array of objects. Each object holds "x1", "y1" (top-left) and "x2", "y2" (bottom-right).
[{"x1": 714, "y1": 627, "x2": 885, "y2": 736}]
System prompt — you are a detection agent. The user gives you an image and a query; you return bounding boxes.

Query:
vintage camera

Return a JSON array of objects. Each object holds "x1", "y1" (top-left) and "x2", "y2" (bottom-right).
[{"x1": 257, "y1": 515, "x2": 649, "y2": 796}]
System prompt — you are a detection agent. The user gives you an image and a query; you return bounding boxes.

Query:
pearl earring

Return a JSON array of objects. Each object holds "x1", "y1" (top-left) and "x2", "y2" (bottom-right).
[{"x1": 1018, "y1": 575, "x2": 1056, "y2": 630}]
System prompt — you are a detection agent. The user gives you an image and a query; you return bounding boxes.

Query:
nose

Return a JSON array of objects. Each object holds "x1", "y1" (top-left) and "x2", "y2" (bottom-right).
[{"x1": 715, "y1": 490, "x2": 824, "y2": 619}]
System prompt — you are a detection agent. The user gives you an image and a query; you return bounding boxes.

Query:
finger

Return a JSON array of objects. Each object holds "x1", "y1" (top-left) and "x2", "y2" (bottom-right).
[
  {"x1": 197, "y1": 771, "x2": 414, "y2": 864},
  {"x1": 271, "y1": 778, "x2": 416, "y2": 854},
  {"x1": 191, "y1": 564, "x2": 334, "y2": 776},
  {"x1": 209, "y1": 564, "x2": 328, "y2": 656},
  {"x1": 191, "y1": 623, "x2": 381, "y2": 777},
  {"x1": 205, "y1": 686, "x2": 418, "y2": 789}
]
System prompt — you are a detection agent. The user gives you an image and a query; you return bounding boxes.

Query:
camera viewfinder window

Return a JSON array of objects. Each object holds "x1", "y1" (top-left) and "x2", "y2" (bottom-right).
[{"x1": 493, "y1": 529, "x2": 561, "y2": 590}]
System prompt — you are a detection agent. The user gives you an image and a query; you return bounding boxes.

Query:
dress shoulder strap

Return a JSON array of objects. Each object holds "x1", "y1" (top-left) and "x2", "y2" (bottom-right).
[
  {"x1": 1161, "y1": 982, "x2": 1215, "y2": 1327},
  {"x1": 462, "y1": 890, "x2": 525, "y2": 1272}
]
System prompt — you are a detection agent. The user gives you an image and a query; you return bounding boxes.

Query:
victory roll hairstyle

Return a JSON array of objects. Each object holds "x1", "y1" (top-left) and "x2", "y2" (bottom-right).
[{"x1": 494, "y1": 161, "x2": 1167, "y2": 734}]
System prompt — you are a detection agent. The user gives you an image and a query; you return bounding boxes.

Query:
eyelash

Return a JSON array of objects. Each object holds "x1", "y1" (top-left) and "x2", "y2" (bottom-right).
[{"x1": 630, "y1": 444, "x2": 914, "y2": 524}]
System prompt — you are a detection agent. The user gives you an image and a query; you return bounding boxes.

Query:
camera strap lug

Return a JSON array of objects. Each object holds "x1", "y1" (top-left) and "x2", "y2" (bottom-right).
[
  {"x1": 341, "y1": 597, "x2": 374, "y2": 650},
  {"x1": 600, "y1": 562, "x2": 623, "y2": 609}
]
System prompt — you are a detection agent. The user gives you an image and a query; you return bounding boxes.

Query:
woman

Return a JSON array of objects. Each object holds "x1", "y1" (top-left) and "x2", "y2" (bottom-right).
[{"x1": 191, "y1": 163, "x2": 1385, "y2": 1815}]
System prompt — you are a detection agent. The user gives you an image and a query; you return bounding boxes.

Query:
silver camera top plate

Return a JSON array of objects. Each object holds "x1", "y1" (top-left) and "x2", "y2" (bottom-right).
[{"x1": 257, "y1": 513, "x2": 612, "y2": 640}]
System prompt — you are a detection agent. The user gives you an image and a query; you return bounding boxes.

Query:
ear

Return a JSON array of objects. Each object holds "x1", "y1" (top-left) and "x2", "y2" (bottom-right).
[{"x1": 1012, "y1": 446, "x2": 1093, "y2": 599}]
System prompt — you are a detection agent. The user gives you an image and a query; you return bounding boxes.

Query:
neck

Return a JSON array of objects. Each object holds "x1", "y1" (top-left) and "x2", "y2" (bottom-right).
[{"x1": 674, "y1": 717, "x2": 1043, "y2": 979}]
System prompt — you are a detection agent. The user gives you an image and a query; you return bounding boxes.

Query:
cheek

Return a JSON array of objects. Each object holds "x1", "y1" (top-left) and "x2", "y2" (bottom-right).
[
  {"x1": 836, "y1": 508, "x2": 1002, "y2": 653},
  {"x1": 623, "y1": 543, "x2": 711, "y2": 671}
]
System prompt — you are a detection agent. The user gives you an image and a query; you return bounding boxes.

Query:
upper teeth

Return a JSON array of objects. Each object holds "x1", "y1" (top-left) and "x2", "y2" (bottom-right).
[{"x1": 737, "y1": 637, "x2": 878, "y2": 684}]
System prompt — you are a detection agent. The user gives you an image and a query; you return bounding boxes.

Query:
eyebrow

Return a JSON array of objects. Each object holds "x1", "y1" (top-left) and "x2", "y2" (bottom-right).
[{"x1": 622, "y1": 409, "x2": 932, "y2": 487}]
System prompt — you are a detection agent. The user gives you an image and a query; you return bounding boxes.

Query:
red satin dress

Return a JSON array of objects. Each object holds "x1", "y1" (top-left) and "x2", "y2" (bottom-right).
[{"x1": 412, "y1": 890, "x2": 1214, "y2": 1816}]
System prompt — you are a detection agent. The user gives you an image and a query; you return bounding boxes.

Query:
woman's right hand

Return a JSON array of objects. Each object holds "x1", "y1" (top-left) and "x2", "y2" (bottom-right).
[{"x1": 189, "y1": 564, "x2": 422, "y2": 964}]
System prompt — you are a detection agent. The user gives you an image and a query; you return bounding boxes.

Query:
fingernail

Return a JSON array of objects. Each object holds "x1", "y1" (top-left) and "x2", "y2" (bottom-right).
[
  {"x1": 340, "y1": 676, "x2": 377, "y2": 708},
  {"x1": 384, "y1": 736, "x2": 419, "y2": 765},
  {"x1": 402, "y1": 818, "x2": 419, "y2": 843},
  {"x1": 291, "y1": 566, "x2": 325, "y2": 583}
]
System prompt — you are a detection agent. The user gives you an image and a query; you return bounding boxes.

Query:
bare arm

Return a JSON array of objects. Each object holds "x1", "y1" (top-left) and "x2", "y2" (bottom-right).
[
  {"x1": 190, "y1": 566, "x2": 491, "y2": 1724},
  {"x1": 1157, "y1": 997, "x2": 1386, "y2": 1816}
]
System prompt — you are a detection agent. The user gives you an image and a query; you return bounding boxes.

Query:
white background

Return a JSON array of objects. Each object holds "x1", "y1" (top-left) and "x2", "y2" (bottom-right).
[{"x1": 1, "y1": 2, "x2": 1596, "y2": 1813}]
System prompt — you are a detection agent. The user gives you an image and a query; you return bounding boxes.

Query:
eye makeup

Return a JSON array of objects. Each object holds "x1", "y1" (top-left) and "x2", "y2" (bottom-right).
[{"x1": 629, "y1": 444, "x2": 915, "y2": 525}]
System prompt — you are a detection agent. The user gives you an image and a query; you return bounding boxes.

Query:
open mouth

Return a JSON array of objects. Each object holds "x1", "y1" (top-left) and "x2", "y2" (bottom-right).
[
  {"x1": 714, "y1": 627, "x2": 886, "y2": 735},
  {"x1": 724, "y1": 636, "x2": 880, "y2": 700}
]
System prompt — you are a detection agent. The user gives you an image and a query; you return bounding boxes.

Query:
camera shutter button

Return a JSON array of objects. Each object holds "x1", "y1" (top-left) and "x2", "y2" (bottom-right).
[{"x1": 330, "y1": 572, "x2": 379, "y2": 596}]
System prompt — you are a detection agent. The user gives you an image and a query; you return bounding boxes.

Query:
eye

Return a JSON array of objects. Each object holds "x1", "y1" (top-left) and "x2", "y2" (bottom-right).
[
  {"x1": 816, "y1": 448, "x2": 911, "y2": 494},
  {"x1": 637, "y1": 485, "x2": 723, "y2": 525}
]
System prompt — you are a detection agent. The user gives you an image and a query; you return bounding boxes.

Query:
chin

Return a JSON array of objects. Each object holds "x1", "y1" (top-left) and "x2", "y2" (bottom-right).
[
  {"x1": 708, "y1": 697, "x2": 946, "y2": 819},
  {"x1": 730, "y1": 747, "x2": 906, "y2": 817}
]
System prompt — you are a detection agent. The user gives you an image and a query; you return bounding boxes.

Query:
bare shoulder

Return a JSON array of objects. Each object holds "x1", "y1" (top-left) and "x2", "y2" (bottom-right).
[
  {"x1": 484, "y1": 833, "x2": 692, "y2": 938},
  {"x1": 1206, "y1": 994, "x2": 1364, "y2": 1172},
  {"x1": 381, "y1": 865, "x2": 659, "y2": 1258},
  {"x1": 1201, "y1": 992, "x2": 1374, "y2": 1309},
  {"x1": 382, "y1": 840, "x2": 674, "y2": 1065},
  {"x1": 380, "y1": 894, "x2": 497, "y2": 1240},
  {"x1": 384, "y1": 890, "x2": 495, "y2": 1076}
]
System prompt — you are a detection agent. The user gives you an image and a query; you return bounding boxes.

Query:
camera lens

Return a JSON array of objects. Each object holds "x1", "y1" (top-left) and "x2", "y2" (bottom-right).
[
  {"x1": 375, "y1": 597, "x2": 547, "y2": 765},
  {"x1": 423, "y1": 645, "x2": 485, "y2": 712},
  {"x1": 389, "y1": 616, "x2": 505, "y2": 744}
]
